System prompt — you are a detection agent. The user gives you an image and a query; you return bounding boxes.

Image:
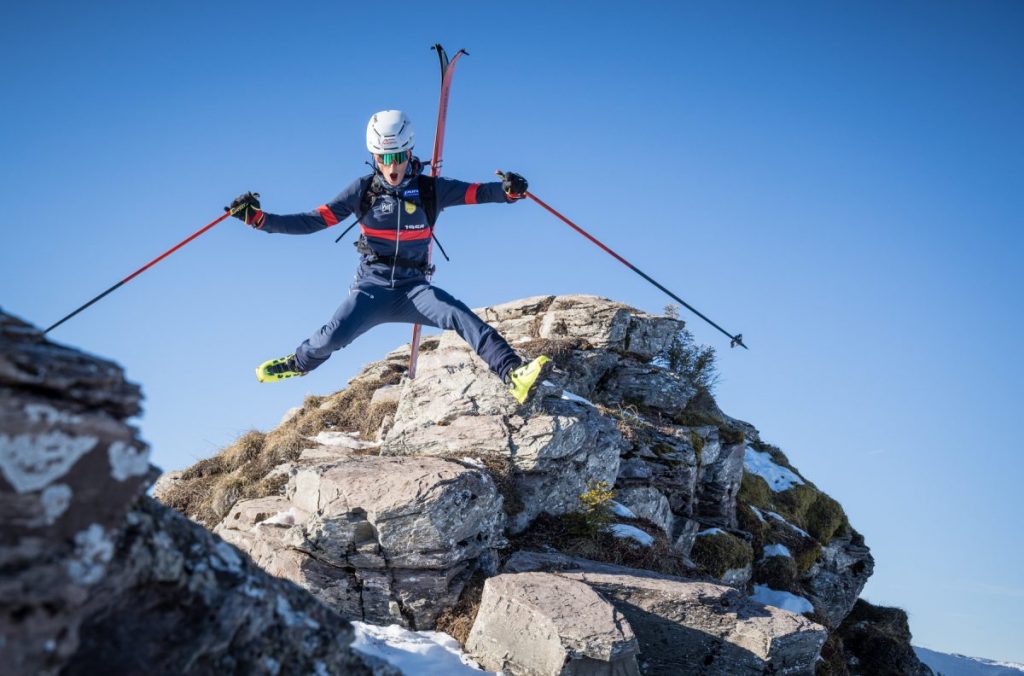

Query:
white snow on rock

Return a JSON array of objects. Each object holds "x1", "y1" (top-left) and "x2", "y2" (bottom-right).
[
  {"x1": 610, "y1": 500, "x2": 637, "y2": 518},
  {"x1": 765, "y1": 511, "x2": 812, "y2": 539},
  {"x1": 697, "y1": 527, "x2": 726, "y2": 537},
  {"x1": 608, "y1": 524, "x2": 655, "y2": 546},
  {"x1": 459, "y1": 457, "x2": 486, "y2": 469},
  {"x1": 744, "y1": 446, "x2": 805, "y2": 492},
  {"x1": 560, "y1": 389, "x2": 595, "y2": 407},
  {"x1": 751, "y1": 585, "x2": 814, "y2": 614},
  {"x1": 914, "y1": 646, "x2": 1024, "y2": 675},
  {"x1": 350, "y1": 622, "x2": 494, "y2": 675},
  {"x1": 762, "y1": 544, "x2": 793, "y2": 559},
  {"x1": 749, "y1": 505, "x2": 767, "y2": 523},
  {"x1": 311, "y1": 431, "x2": 378, "y2": 450},
  {"x1": 257, "y1": 507, "x2": 301, "y2": 528}
]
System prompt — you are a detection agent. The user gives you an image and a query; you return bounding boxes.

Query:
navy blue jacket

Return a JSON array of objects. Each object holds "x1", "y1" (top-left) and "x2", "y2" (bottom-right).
[{"x1": 257, "y1": 163, "x2": 510, "y2": 287}]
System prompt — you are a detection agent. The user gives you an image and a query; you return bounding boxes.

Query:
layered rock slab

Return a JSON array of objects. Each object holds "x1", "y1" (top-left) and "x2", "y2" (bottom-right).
[
  {"x1": 467, "y1": 572, "x2": 641, "y2": 676},
  {"x1": 217, "y1": 453, "x2": 506, "y2": 628},
  {"x1": 506, "y1": 551, "x2": 826, "y2": 675}
]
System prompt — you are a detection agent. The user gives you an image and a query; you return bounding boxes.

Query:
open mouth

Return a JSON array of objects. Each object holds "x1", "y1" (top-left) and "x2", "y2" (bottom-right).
[{"x1": 390, "y1": 172, "x2": 399, "y2": 182}]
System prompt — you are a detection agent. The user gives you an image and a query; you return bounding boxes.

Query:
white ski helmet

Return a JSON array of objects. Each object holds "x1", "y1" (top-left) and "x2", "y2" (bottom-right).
[{"x1": 366, "y1": 110, "x2": 415, "y2": 154}]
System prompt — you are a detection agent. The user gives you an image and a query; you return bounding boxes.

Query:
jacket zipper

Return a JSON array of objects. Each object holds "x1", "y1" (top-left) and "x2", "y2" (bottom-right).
[{"x1": 390, "y1": 195, "x2": 400, "y2": 287}]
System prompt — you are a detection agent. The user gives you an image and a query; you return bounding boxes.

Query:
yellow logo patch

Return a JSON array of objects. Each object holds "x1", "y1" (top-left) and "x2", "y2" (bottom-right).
[{"x1": 404, "y1": 200, "x2": 416, "y2": 215}]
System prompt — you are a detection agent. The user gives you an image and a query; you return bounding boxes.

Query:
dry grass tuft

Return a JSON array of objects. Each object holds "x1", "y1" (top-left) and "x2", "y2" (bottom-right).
[
  {"x1": 434, "y1": 572, "x2": 486, "y2": 645},
  {"x1": 516, "y1": 337, "x2": 590, "y2": 361},
  {"x1": 160, "y1": 361, "x2": 405, "y2": 527}
]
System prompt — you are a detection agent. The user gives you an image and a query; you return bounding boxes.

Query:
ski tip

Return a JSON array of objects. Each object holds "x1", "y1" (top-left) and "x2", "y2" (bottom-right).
[{"x1": 730, "y1": 334, "x2": 749, "y2": 350}]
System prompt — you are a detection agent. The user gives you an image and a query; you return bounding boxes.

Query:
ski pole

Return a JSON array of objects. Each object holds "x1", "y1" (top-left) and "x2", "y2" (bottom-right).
[
  {"x1": 498, "y1": 171, "x2": 747, "y2": 350},
  {"x1": 44, "y1": 205, "x2": 243, "y2": 334}
]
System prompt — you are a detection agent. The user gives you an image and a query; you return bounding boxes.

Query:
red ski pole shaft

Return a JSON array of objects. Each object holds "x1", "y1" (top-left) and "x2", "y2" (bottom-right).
[
  {"x1": 44, "y1": 208, "x2": 238, "y2": 334},
  {"x1": 500, "y1": 172, "x2": 747, "y2": 349}
]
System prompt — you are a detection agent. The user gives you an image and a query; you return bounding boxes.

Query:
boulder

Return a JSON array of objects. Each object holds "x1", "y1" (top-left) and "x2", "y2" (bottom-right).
[
  {"x1": 506, "y1": 551, "x2": 827, "y2": 675},
  {"x1": 466, "y1": 572, "x2": 640, "y2": 675},
  {"x1": 217, "y1": 454, "x2": 507, "y2": 628}
]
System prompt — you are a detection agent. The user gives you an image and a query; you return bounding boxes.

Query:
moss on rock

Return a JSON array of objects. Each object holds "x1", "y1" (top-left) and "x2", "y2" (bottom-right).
[{"x1": 690, "y1": 531, "x2": 754, "y2": 579}]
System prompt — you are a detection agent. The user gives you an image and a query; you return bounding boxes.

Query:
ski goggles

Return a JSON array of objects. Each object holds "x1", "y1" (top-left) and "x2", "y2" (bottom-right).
[{"x1": 375, "y1": 150, "x2": 411, "y2": 166}]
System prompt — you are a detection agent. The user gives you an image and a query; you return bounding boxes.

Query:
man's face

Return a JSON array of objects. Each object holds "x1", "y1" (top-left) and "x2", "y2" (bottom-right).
[{"x1": 376, "y1": 151, "x2": 411, "y2": 187}]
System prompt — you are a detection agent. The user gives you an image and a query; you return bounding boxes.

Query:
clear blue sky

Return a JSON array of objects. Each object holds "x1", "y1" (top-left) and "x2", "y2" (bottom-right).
[{"x1": 3, "y1": 1, "x2": 1022, "y2": 663}]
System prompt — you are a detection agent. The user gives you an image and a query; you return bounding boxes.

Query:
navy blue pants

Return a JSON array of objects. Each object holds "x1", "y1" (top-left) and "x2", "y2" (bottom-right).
[{"x1": 293, "y1": 282, "x2": 521, "y2": 379}]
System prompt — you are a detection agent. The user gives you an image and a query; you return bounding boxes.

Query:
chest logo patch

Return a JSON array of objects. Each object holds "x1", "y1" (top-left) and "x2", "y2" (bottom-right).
[
  {"x1": 404, "y1": 200, "x2": 416, "y2": 215},
  {"x1": 376, "y1": 198, "x2": 394, "y2": 216}
]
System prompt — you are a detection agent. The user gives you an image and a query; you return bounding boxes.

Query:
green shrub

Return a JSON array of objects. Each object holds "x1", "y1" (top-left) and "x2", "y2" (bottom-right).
[{"x1": 565, "y1": 481, "x2": 616, "y2": 536}]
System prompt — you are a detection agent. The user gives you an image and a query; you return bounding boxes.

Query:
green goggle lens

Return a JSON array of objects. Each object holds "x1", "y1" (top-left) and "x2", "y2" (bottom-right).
[{"x1": 376, "y1": 151, "x2": 410, "y2": 165}]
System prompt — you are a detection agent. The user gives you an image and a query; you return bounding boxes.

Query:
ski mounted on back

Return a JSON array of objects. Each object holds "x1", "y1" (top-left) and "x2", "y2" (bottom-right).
[{"x1": 407, "y1": 44, "x2": 468, "y2": 379}]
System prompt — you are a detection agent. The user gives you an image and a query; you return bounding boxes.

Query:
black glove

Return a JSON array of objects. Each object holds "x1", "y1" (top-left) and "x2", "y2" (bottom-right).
[
  {"x1": 226, "y1": 191, "x2": 265, "y2": 228},
  {"x1": 501, "y1": 172, "x2": 528, "y2": 201}
]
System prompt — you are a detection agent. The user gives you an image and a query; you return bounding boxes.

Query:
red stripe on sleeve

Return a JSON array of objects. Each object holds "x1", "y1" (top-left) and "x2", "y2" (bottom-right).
[
  {"x1": 317, "y1": 205, "x2": 339, "y2": 227},
  {"x1": 465, "y1": 183, "x2": 480, "y2": 205}
]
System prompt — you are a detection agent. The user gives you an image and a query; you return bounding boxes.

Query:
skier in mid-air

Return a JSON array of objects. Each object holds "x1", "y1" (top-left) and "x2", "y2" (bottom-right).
[{"x1": 228, "y1": 110, "x2": 550, "y2": 403}]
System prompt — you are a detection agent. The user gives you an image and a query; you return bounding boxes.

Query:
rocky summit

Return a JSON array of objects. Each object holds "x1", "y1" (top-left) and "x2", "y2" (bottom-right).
[{"x1": 2, "y1": 295, "x2": 933, "y2": 675}]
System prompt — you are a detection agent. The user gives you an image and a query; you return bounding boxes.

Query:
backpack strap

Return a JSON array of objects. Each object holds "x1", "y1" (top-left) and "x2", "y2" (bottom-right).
[{"x1": 416, "y1": 174, "x2": 439, "y2": 229}]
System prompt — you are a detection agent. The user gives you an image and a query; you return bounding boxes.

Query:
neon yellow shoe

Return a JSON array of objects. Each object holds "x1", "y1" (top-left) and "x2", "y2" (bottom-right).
[
  {"x1": 508, "y1": 355, "x2": 552, "y2": 404},
  {"x1": 256, "y1": 354, "x2": 306, "y2": 382}
]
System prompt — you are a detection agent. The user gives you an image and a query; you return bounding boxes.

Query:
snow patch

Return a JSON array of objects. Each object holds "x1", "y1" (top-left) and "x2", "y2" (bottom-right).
[
  {"x1": 311, "y1": 431, "x2": 378, "y2": 450},
  {"x1": 257, "y1": 507, "x2": 301, "y2": 528},
  {"x1": 66, "y1": 524, "x2": 114, "y2": 585},
  {"x1": 697, "y1": 527, "x2": 726, "y2": 537},
  {"x1": 608, "y1": 524, "x2": 654, "y2": 546},
  {"x1": 0, "y1": 432, "x2": 98, "y2": 493},
  {"x1": 762, "y1": 544, "x2": 793, "y2": 559},
  {"x1": 350, "y1": 622, "x2": 493, "y2": 675},
  {"x1": 914, "y1": 646, "x2": 1024, "y2": 675},
  {"x1": 650, "y1": 356, "x2": 671, "y2": 369},
  {"x1": 610, "y1": 501, "x2": 637, "y2": 518},
  {"x1": 749, "y1": 505, "x2": 767, "y2": 523},
  {"x1": 744, "y1": 446, "x2": 805, "y2": 492},
  {"x1": 560, "y1": 389, "x2": 595, "y2": 406},
  {"x1": 751, "y1": 585, "x2": 814, "y2": 614},
  {"x1": 41, "y1": 484, "x2": 72, "y2": 524},
  {"x1": 765, "y1": 511, "x2": 812, "y2": 538},
  {"x1": 459, "y1": 457, "x2": 486, "y2": 469},
  {"x1": 108, "y1": 441, "x2": 149, "y2": 481}
]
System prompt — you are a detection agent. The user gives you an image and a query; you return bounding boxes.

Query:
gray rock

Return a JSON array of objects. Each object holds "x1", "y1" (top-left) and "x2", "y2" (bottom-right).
[
  {"x1": 381, "y1": 342, "x2": 625, "y2": 533},
  {"x1": 615, "y1": 486, "x2": 674, "y2": 536},
  {"x1": 467, "y1": 572, "x2": 641, "y2": 676},
  {"x1": 694, "y1": 440, "x2": 745, "y2": 529},
  {"x1": 598, "y1": 360, "x2": 696, "y2": 413},
  {"x1": 803, "y1": 532, "x2": 875, "y2": 627},
  {"x1": 505, "y1": 551, "x2": 826, "y2": 675},
  {"x1": 218, "y1": 454, "x2": 507, "y2": 628},
  {"x1": 0, "y1": 309, "x2": 383, "y2": 676}
]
